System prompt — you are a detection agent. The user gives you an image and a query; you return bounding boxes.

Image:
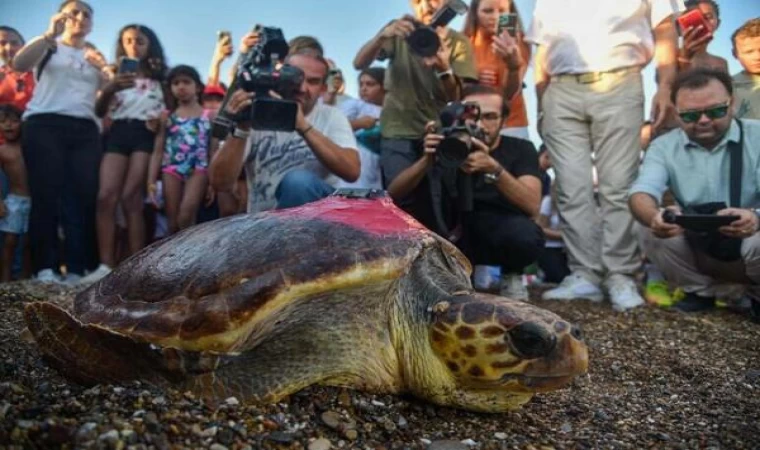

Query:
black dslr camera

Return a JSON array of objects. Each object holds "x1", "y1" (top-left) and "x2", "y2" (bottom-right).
[
  {"x1": 212, "y1": 25, "x2": 305, "y2": 139},
  {"x1": 407, "y1": 0, "x2": 469, "y2": 57},
  {"x1": 436, "y1": 101, "x2": 486, "y2": 169}
]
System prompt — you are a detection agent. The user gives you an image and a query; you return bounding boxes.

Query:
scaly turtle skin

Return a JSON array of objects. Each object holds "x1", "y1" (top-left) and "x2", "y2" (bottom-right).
[{"x1": 23, "y1": 194, "x2": 588, "y2": 412}]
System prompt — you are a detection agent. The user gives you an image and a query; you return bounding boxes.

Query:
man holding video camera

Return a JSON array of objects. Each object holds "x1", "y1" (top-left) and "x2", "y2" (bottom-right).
[
  {"x1": 353, "y1": 0, "x2": 477, "y2": 209},
  {"x1": 629, "y1": 68, "x2": 760, "y2": 319},
  {"x1": 209, "y1": 35, "x2": 359, "y2": 213},
  {"x1": 387, "y1": 84, "x2": 543, "y2": 300}
]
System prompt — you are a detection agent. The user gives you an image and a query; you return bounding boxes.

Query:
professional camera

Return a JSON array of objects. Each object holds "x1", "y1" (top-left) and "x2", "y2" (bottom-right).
[
  {"x1": 407, "y1": 0, "x2": 468, "y2": 57},
  {"x1": 211, "y1": 25, "x2": 304, "y2": 139},
  {"x1": 436, "y1": 101, "x2": 486, "y2": 169}
]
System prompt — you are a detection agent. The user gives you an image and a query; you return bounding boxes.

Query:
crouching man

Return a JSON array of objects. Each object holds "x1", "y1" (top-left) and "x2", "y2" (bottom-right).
[
  {"x1": 629, "y1": 68, "x2": 760, "y2": 320},
  {"x1": 385, "y1": 85, "x2": 543, "y2": 300}
]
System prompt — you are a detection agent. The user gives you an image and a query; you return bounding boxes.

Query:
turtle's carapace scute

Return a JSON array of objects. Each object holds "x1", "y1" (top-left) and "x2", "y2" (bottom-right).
[{"x1": 273, "y1": 196, "x2": 428, "y2": 236}]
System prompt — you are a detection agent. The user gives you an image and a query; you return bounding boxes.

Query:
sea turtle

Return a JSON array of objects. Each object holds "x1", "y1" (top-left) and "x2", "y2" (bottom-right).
[{"x1": 23, "y1": 192, "x2": 588, "y2": 413}]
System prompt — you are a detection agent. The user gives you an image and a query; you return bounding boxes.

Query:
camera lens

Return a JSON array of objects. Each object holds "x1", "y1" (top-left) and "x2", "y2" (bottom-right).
[{"x1": 407, "y1": 27, "x2": 440, "y2": 57}]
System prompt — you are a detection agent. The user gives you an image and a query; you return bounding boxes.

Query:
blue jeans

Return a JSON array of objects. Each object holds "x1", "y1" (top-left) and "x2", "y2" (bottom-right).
[{"x1": 274, "y1": 170, "x2": 335, "y2": 210}]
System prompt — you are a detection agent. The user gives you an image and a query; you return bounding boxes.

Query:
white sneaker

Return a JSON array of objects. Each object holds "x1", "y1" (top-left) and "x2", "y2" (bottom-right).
[
  {"x1": 542, "y1": 273, "x2": 604, "y2": 302},
  {"x1": 78, "y1": 264, "x2": 112, "y2": 286},
  {"x1": 605, "y1": 276, "x2": 645, "y2": 312},
  {"x1": 500, "y1": 273, "x2": 529, "y2": 301},
  {"x1": 36, "y1": 269, "x2": 63, "y2": 284},
  {"x1": 64, "y1": 273, "x2": 82, "y2": 286}
]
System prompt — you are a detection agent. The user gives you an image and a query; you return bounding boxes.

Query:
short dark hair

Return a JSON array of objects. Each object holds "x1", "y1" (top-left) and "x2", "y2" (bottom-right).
[
  {"x1": 0, "y1": 26, "x2": 24, "y2": 45},
  {"x1": 684, "y1": 0, "x2": 720, "y2": 19},
  {"x1": 0, "y1": 104, "x2": 22, "y2": 121},
  {"x1": 360, "y1": 67, "x2": 385, "y2": 86},
  {"x1": 670, "y1": 68, "x2": 733, "y2": 104},
  {"x1": 461, "y1": 84, "x2": 509, "y2": 119},
  {"x1": 732, "y1": 18, "x2": 760, "y2": 50}
]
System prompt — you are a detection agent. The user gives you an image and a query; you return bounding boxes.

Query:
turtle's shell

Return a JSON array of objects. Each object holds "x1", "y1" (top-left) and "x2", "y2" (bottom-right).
[{"x1": 74, "y1": 196, "x2": 469, "y2": 352}]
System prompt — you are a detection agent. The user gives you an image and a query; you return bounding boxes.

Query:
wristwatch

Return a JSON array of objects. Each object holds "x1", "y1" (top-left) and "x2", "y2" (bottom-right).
[
  {"x1": 753, "y1": 208, "x2": 760, "y2": 229},
  {"x1": 484, "y1": 166, "x2": 504, "y2": 184},
  {"x1": 232, "y1": 127, "x2": 251, "y2": 140},
  {"x1": 436, "y1": 68, "x2": 454, "y2": 80}
]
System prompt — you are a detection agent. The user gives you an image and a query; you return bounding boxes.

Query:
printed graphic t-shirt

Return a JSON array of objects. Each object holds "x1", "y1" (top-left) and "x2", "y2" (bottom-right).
[{"x1": 243, "y1": 103, "x2": 357, "y2": 213}]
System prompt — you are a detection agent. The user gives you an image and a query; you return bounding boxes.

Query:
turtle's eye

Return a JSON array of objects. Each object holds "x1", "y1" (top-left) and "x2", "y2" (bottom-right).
[{"x1": 508, "y1": 322, "x2": 557, "y2": 359}]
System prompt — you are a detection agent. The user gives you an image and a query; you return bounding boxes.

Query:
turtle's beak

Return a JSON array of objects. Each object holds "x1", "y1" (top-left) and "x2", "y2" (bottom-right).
[{"x1": 516, "y1": 334, "x2": 589, "y2": 392}]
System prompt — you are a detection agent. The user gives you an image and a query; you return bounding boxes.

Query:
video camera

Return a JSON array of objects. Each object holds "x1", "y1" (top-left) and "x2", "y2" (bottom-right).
[
  {"x1": 211, "y1": 25, "x2": 305, "y2": 139},
  {"x1": 435, "y1": 101, "x2": 486, "y2": 170},
  {"x1": 407, "y1": 0, "x2": 469, "y2": 57}
]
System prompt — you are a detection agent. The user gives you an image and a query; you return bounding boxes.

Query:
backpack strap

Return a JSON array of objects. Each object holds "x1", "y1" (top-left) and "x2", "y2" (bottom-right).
[{"x1": 35, "y1": 46, "x2": 56, "y2": 82}]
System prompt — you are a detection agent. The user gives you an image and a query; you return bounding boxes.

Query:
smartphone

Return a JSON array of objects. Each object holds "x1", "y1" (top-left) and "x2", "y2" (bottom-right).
[
  {"x1": 118, "y1": 57, "x2": 139, "y2": 74},
  {"x1": 676, "y1": 9, "x2": 712, "y2": 39},
  {"x1": 498, "y1": 13, "x2": 518, "y2": 37},
  {"x1": 217, "y1": 30, "x2": 232, "y2": 44}
]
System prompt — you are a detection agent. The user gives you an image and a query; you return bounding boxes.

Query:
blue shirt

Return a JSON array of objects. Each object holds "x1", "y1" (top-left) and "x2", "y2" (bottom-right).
[{"x1": 629, "y1": 119, "x2": 760, "y2": 208}]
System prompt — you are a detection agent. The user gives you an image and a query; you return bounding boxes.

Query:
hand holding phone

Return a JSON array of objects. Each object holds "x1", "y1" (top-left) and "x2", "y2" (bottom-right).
[
  {"x1": 498, "y1": 13, "x2": 518, "y2": 37},
  {"x1": 676, "y1": 9, "x2": 712, "y2": 40},
  {"x1": 118, "y1": 57, "x2": 140, "y2": 74}
]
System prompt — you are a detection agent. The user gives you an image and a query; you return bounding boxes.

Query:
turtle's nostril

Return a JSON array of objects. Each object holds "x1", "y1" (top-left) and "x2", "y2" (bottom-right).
[
  {"x1": 508, "y1": 322, "x2": 557, "y2": 359},
  {"x1": 570, "y1": 325, "x2": 583, "y2": 341}
]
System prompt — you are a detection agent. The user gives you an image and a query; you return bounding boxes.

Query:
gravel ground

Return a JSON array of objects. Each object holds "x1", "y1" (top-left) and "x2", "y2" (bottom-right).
[{"x1": 1, "y1": 281, "x2": 759, "y2": 450}]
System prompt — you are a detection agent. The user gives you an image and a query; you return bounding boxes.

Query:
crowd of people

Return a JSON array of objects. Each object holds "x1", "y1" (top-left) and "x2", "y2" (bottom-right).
[{"x1": 0, "y1": 0, "x2": 759, "y2": 322}]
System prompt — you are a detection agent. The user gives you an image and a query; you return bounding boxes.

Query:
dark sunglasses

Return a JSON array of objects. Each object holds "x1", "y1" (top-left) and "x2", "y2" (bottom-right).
[{"x1": 677, "y1": 102, "x2": 730, "y2": 123}]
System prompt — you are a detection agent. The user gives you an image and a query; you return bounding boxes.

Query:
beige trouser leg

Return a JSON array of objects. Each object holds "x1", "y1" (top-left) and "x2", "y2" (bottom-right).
[
  {"x1": 543, "y1": 70, "x2": 644, "y2": 285},
  {"x1": 638, "y1": 225, "x2": 760, "y2": 297}
]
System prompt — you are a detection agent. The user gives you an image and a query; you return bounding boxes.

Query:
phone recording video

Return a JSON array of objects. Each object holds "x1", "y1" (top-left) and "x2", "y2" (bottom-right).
[
  {"x1": 498, "y1": 13, "x2": 518, "y2": 37},
  {"x1": 676, "y1": 9, "x2": 712, "y2": 40},
  {"x1": 118, "y1": 57, "x2": 140, "y2": 74}
]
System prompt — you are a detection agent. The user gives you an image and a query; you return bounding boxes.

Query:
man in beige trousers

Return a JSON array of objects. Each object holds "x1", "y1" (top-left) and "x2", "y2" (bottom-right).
[{"x1": 525, "y1": 0, "x2": 682, "y2": 311}]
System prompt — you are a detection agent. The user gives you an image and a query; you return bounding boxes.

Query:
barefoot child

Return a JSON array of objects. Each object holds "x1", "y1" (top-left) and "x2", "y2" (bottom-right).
[
  {"x1": 148, "y1": 65, "x2": 216, "y2": 234},
  {"x1": 0, "y1": 105, "x2": 30, "y2": 281}
]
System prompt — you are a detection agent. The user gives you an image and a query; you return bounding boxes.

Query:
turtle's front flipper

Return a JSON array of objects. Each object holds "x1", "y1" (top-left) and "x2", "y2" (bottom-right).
[{"x1": 24, "y1": 302, "x2": 168, "y2": 386}]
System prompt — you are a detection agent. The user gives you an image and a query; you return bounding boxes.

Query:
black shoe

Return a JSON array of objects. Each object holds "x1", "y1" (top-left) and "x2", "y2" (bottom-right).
[
  {"x1": 673, "y1": 293, "x2": 716, "y2": 312},
  {"x1": 751, "y1": 298, "x2": 760, "y2": 324}
]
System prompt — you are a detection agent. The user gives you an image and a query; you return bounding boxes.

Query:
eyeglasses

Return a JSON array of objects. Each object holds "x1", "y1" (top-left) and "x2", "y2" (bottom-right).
[{"x1": 677, "y1": 101, "x2": 730, "y2": 123}]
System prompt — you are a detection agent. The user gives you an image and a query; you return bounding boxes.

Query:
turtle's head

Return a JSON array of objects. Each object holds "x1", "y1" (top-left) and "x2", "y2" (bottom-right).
[{"x1": 426, "y1": 292, "x2": 588, "y2": 412}]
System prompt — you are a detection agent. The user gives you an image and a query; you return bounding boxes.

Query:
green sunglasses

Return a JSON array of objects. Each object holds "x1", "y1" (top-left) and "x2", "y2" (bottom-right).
[{"x1": 677, "y1": 101, "x2": 730, "y2": 123}]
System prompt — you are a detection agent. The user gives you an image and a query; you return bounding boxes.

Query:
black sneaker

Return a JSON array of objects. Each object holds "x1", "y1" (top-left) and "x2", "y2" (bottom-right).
[{"x1": 673, "y1": 293, "x2": 716, "y2": 312}]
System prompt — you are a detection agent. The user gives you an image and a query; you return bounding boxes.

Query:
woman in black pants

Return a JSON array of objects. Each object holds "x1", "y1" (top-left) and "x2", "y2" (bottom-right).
[{"x1": 12, "y1": 0, "x2": 105, "y2": 283}]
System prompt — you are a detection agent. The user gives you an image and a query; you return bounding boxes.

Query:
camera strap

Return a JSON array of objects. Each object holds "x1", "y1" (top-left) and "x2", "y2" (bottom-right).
[{"x1": 729, "y1": 119, "x2": 744, "y2": 208}]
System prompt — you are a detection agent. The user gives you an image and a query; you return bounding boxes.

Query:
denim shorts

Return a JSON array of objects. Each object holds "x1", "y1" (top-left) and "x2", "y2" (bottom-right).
[{"x1": 0, "y1": 194, "x2": 31, "y2": 234}]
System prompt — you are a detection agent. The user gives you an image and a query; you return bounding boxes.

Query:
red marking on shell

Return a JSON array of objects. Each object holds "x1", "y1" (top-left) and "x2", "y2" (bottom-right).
[{"x1": 272, "y1": 196, "x2": 428, "y2": 236}]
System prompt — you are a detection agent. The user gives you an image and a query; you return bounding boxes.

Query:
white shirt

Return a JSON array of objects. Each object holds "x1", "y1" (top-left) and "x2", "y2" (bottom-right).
[
  {"x1": 526, "y1": 0, "x2": 684, "y2": 74},
  {"x1": 243, "y1": 103, "x2": 358, "y2": 213},
  {"x1": 110, "y1": 78, "x2": 165, "y2": 121},
  {"x1": 24, "y1": 43, "x2": 101, "y2": 124}
]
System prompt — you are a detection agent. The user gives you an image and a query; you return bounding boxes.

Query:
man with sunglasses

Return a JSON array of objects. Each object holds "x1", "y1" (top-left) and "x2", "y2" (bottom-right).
[
  {"x1": 629, "y1": 68, "x2": 760, "y2": 319},
  {"x1": 387, "y1": 85, "x2": 543, "y2": 300}
]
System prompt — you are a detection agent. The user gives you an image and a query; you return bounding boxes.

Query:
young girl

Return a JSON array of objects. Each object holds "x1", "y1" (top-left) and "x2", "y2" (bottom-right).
[
  {"x1": 82, "y1": 24, "x2": 167, "y2": 284},
  {"x1": 148, "y1": 65, "x2": 216, "y2": 235}
]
